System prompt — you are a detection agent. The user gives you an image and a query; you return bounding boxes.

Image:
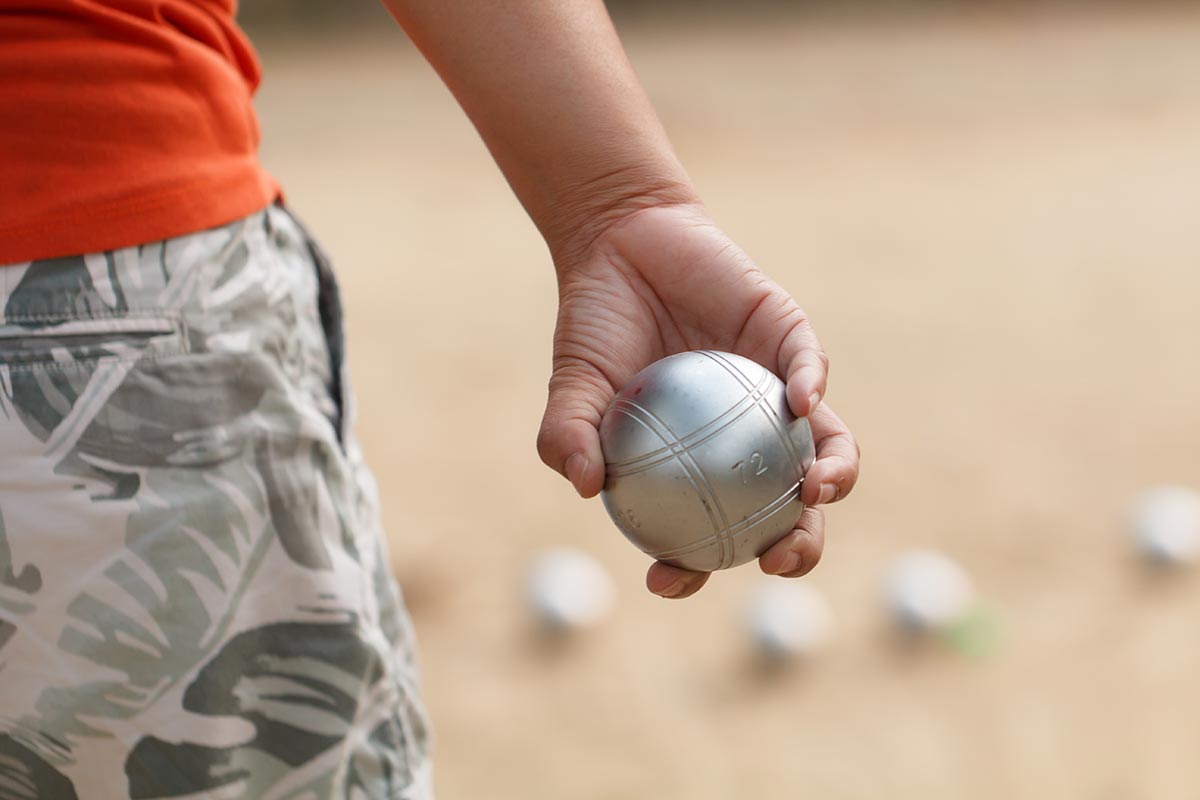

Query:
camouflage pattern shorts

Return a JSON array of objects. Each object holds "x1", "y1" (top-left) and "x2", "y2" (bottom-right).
[{"x1": 0, "y1": 205, "x2": 432, "y2": 799}]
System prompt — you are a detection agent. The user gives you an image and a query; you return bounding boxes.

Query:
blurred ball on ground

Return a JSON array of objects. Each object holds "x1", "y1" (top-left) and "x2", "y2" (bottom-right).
[
  {"x1": 525, "y1": 548, "x2": 616, "y2": 632},
  {"x1": 744, "y1": 578, "x2": 832, "y2": 660},
  {"x1": 885, "y1": 549, "x2": 975, "y2": 633},
  {"x1": 1130, "y1": 485, "x2": 1200, "y2": 567}
]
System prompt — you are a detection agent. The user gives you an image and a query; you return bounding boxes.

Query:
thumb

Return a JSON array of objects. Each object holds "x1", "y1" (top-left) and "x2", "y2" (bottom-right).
[{"x1": 536, "y1": 358, "x2": 610, "y2": 498}]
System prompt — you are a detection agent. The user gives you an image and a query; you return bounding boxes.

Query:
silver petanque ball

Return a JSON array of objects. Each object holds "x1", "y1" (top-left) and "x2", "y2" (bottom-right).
[{"x1": 599, "y1": 350, "x2": 816, "y2": 572}]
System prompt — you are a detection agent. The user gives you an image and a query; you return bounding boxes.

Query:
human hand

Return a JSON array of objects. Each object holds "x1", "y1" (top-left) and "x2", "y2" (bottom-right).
[{"x1": 536, "y1": 203, "x2": 860, "y2": 599}]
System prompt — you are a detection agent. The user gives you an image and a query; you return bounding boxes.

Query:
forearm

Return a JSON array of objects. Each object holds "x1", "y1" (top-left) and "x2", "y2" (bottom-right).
[{"x1": 381, "y1": 0, "x2": 699, "y2": 259}]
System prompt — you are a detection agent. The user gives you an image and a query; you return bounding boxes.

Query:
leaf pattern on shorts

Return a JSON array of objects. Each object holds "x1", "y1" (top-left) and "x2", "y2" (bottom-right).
[
  {"x1": 0, "y1": 734, "x2": 79, "y2": 800},
  {"x1": 125, "y1": 620, "x2": 419, "y2": 799},
  {"x1": 3, "y1": 254, "x2": 125, "y2": 324},
  {"x1": 0, "y1": 207, "x2": 429, "y2": 798},
  {"x1": 26, "y1": 458, "x2": 274, "y2": 741},
  {"x1": 0, "y1": 508, "x2": 40, "y2": 654}
]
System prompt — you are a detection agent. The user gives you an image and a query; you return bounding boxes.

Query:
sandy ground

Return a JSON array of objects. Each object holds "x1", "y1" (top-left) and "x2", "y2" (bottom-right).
[{"x1": 252, "y1": 8, "x2": 1200, "y2": 799}]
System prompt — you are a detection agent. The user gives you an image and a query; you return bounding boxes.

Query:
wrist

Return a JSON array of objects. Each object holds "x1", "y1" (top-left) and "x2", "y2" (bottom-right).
[{"x1": 540, "y1": 163, "x2": 701, "y2": 267}]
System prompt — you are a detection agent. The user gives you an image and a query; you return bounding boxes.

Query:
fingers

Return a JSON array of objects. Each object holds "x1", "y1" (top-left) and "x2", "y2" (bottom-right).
[
  {"x1": 642, "y1": 404, "x2": 852, "y2": 596},
  {"x1": 647, "y1": 505, "x2": 826, "y2": 598},
  {"x1": 536, "y1": 357, "x2": 611, "y2": 498},
  {"x1": 777, "y1": 310, "x2": 829, "y2": 420},
  {"x1": 758, "y1": 506, "x2": 825, "y2": 578},
  {"x1": 799, "y1": 403, "x2": 861, "y2": 508},
  {"x1": 646, "y1": 561, "x2": 711, "y2": 599},
  {"x1": 734, "y1": 285, "x2": 827, "y2": 420}
]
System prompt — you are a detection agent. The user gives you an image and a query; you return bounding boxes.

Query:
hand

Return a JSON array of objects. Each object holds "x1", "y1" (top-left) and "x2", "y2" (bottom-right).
[{"x1": 536, "y1": 203, "x2": 860, "y2": 599}]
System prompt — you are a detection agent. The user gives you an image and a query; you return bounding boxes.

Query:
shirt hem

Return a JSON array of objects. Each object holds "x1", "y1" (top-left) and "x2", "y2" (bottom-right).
[{"x1": 0, "y1": 166, "x2": 282, "y2": 264}]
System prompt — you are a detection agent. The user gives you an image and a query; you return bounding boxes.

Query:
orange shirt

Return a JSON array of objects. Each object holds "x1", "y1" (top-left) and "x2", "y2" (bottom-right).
[{"x1": 0, "y1": 0, "x2": 279, "y2": 263}]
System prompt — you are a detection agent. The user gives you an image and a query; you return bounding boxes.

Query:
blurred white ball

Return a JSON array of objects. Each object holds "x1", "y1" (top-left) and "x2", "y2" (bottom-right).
[
  {"x1": 744, "y1": 580, "x2": 832, "y2": 659},
  {"x1": 885, "y1": 549, "x2": 974, "y2": 632},
  {"x1": 1131, "y1": 486, "x2": 1200, "y2": 566},
  {"x1": 526, "y1": 548, "x2": 615, "y2": 631}
]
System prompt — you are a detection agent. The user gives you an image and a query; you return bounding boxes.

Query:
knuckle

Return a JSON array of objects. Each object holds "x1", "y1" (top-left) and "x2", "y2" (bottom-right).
[
  {"x1": 814, "y1": 349, "x2": 831, "y2": 373},
  {"x1": 535, "y1": 424, "x2": 559, "y2": 469}
]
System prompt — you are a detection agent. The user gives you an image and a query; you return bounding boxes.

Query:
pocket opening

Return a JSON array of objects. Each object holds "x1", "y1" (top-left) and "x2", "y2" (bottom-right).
[
  {"x1": 0, "y1": 314, "x2": 186, "y2": 368},
  {"x1": 0, "y1": 315, "x2": 179, "y2": 340}
]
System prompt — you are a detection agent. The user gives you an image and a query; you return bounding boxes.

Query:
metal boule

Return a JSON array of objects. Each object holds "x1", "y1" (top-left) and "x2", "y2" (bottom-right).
[{"x1": 599, "y1": 350, "x2": 816, "y2": 572}]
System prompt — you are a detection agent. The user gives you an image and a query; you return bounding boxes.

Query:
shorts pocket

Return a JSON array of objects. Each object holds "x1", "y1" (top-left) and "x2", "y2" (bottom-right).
[{"x1": 0, "y1": 314, "x2": 186, "y2": 370}]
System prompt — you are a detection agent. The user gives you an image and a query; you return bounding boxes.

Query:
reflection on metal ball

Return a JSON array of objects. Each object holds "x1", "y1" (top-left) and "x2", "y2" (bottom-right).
[{"x1": 599, "y1": 350, "x2": 816, "y2": 572}]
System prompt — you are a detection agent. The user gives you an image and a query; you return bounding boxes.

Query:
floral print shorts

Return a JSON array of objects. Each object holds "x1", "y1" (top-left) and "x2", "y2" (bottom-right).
[{"x1": 0, "y1": 205, "x2": 432, "y2": 799}]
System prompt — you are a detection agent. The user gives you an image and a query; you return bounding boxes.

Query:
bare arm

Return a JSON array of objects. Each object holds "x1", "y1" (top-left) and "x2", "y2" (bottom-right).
[
  {"x1": 382, "y1": 0, "x2": 860, "y2": 598},
  {"x1": 380, "y1": 0, "x2": 696, "y2": 258}
]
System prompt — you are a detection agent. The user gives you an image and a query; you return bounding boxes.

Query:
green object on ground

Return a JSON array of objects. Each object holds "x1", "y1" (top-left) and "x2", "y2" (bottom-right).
[{"x1": 945, "y1": 602, "x2": 1001, "y2": 659}]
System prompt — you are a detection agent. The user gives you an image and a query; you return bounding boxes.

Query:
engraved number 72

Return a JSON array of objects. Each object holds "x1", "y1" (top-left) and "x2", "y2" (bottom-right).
[{"x1": 732, "y1": 452, "x2": 768, "y2": 484}]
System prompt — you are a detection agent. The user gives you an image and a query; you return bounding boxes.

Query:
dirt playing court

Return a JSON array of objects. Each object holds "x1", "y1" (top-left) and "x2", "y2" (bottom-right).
[{"x1": 252, "y1": 7, "x2": 1200, "y2": 798}]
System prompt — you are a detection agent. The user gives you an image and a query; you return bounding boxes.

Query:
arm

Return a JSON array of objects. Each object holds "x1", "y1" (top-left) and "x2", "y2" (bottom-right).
[
  {"x1": 380, "y1": 0, "x2": 694, "y2": 258},
  {"x1": 382, "y1": 0, "x2": 860, "y2": 598}
]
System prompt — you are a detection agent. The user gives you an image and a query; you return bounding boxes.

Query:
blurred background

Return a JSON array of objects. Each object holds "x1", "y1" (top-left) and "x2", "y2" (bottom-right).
[{"x1": 243, "y1": 3, "x2": 1200, "y2": 799}]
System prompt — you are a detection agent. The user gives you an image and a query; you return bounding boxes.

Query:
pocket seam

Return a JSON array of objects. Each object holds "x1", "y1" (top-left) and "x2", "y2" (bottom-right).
[
  {"x1": 2, "y1": 310, "x2": 184, "y2": 325},
  {"x1": 0, "y1": 313, "x2": 189, "y2": 372},
  {"x1": 2, "y1": 351, "x2": 186, "y2": 373}
]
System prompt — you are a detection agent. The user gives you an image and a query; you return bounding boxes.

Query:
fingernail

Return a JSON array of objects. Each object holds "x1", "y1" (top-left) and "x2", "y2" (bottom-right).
[
  {"x1": 658, "y1": 579, "x2": 685, "y2": 598},
  {"x1": 772, "y1": 549, "x2": 802, "y2": 576},
  {"x1": 808, "y1": 392, "x2": 821, "y2": 416},
  {"x1": 565, "y1": 453, "x2": 589, "y2": 497},
  {"x1": 817, "y1": 482, "x2": 837, "y2": 505}
]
